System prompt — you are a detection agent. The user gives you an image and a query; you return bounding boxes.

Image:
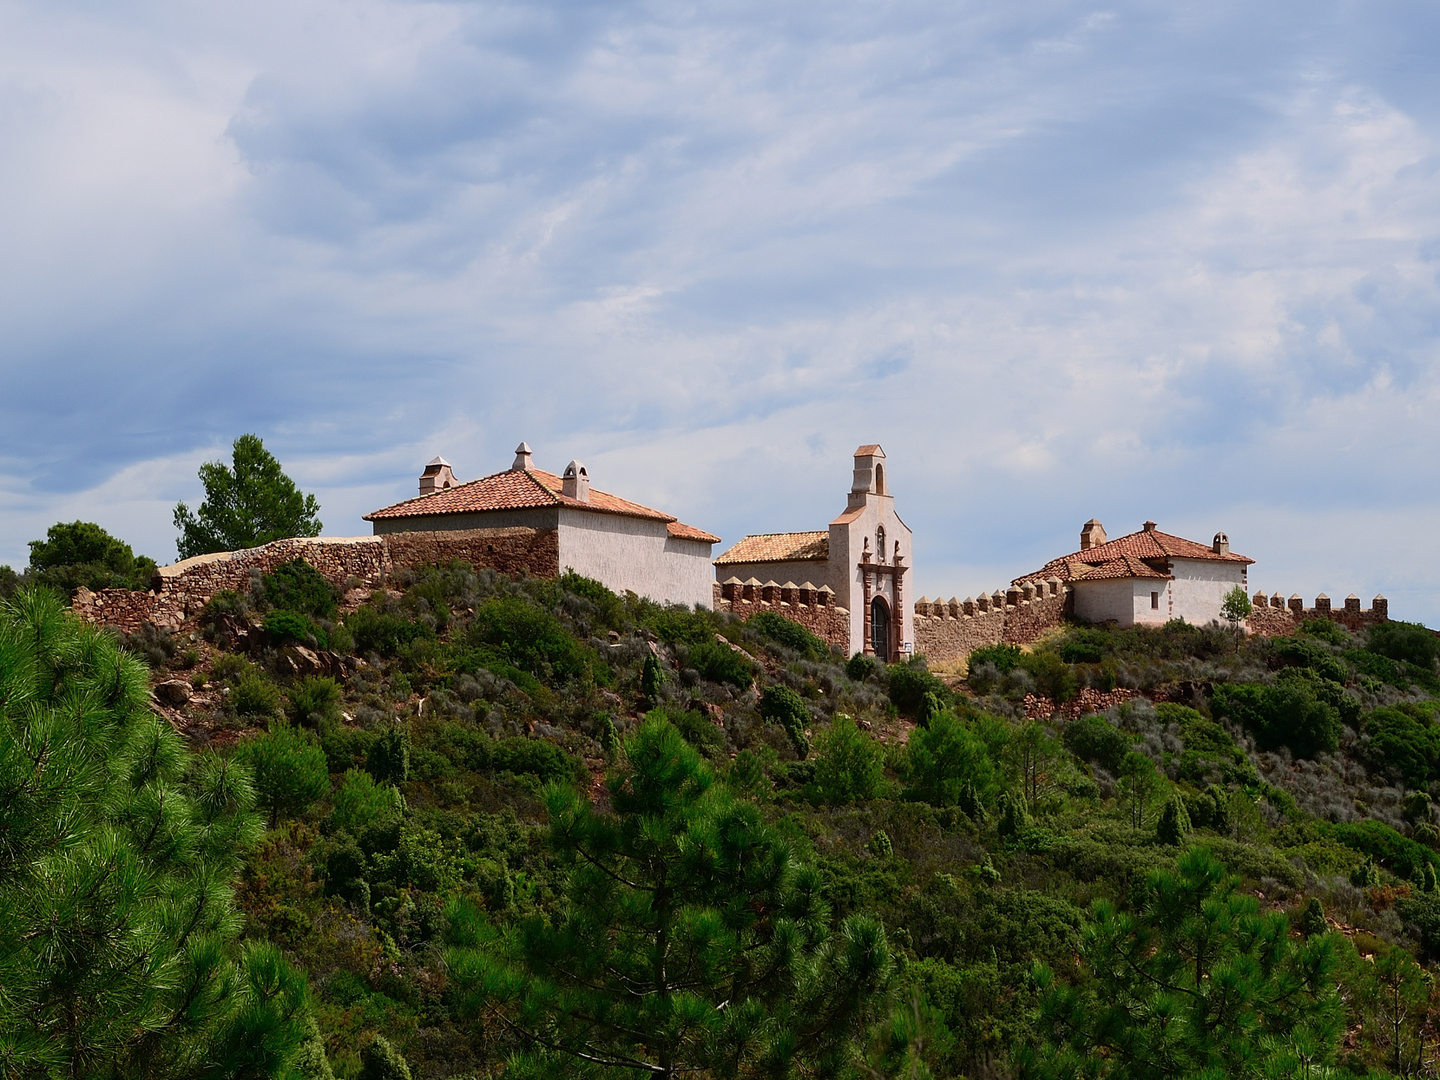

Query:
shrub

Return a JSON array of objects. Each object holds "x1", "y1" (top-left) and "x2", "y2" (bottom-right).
[
  {"x1": 666, "y1": 708, "x2": 726, "y2": 759},
  {"x1": 285, "y1": 676, "x2": 342, "y2": 728},
  {"x1": 760, "y1": 685, "x2": 811, "y2": 758},
  {"x1": 968, "y1": 643, "x2": 1022, "y2": 673},
  {"x1": 346, "y1": 603, "x2": 433, "y2": 657},
  {"x1": 559, "y1": 570, "x2": 624, "y2": 629},
  {"x1": 1271, "y1": 636, "x2": 1348, "y2": 684},
  {"x1": 465, "y1": 597, "x2": 591, "y2": 681},
  {"x1": 1368, "y1": 621, "x2": 1439, "y2": 669},
  {"x1": 263, "y1": 608, "x2": 328, "y2": 649},
  {"x1": 261, "y1": 558, "x2": 337, "y2": 619},
  {"x1": 846, "y1": 653, "x2": 882, "y2": 682},
  {"x1": 25, "y1": 519, "x2": 157, "y2": 592},
  {"x1": 686, "y1": 639, "x2": 757, "y2": 688},
  {"x1": 888, "y1": 660, "x2": 948, "y2": 716},
  {"x1": 1211, "y1": 680, "x2": 1341, "y2": 758},
  {"x1": 1156, "y1": 795, "x2": 1193, "y2": 846},
  {"x1": 1323, "y1": 819, "x2": 1436, "y2": 881},
  {"x1": 1058, "y1": 629, "x2": 1110, "y2": 664},
  {"x1": 366, "y1": 726, "x2": 411, "y2": 785},
  {"x1": 330, "y1": 770, "x2": 404, "y2": 836},
  {"x1": 748, "y1": 611, "x2": 830, "y2": 659},
  {"x1": 236, "y1": 725, "x2": 331, "y2": 824},
  {"x1": 905, "y1": 712, "x2": 996, "y2": 807},
  {"x1": 811, "y1": 715, "x2": 884, "y2": 804},
  {"x1": 1299, "y1": 618, "x2": 1349, "y2": 645},
  {"x1": 233, "y1": 668, "x2": 282, "y2": 719},
  {"x1": 489, "y1": 736, "x2": 587, "y2": 788},
  {"x1": 1062, "y1": 714, "x2": 1131, "y2": 774},
  {"x1": 641, "y1": 654, "x2": 665, "y2": 704},
  {"x1": 1016, "y1": 651, "x2": 1078, "y2": 703},
  {"x1": 361, "y1": 1034, "x2": 412, "y2": 1080},
  {"x1": 1361, "y1": 707, "x2": 1440, "y2": 787}
]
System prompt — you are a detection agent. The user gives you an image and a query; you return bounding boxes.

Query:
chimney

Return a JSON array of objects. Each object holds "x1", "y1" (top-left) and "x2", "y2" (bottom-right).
[
  {"x1": 1080, "y1": 519, "x2": 1107, "y2": 551},
  {"x1": 1212, "y1": 532, "x2": 1230, "y2": 555},
  {"x1": 419, "y1": 456, "x2": 457, "y2": 496},
  {"x1": 1143, "y1": 520, "x2": 1157, "y2": 532},
  {"x1": 561, "y1": 460, "x2": 590, "y2": 502},
  {"x1": 511, "y1": 442, "x2": 534, "y2": 472}
]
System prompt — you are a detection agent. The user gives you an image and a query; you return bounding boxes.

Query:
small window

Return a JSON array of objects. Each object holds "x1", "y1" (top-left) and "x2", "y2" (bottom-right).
[
  {"x1": 1151, "y1": 591, "x2": 1159, "y2": 610},
  {"x1": 876, "y1": 525, "x2": 887, "y2": 563}
]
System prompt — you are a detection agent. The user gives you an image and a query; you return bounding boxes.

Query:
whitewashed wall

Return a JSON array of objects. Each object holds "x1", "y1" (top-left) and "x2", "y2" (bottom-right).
[
  {"x1": 558, "y1": 508, "x2": 715, "y2": 608},
  {"x1": 1167, "y1": 558, "x2": 1248, "y2": 625},
  {"x1": 1074, "y1": 579, "x2": 1144, "y2": 626}
]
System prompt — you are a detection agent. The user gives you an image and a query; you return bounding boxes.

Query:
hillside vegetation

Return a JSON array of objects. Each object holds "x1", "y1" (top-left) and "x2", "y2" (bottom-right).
[{"x1": 7, "y1": 558, "x2": 1440, "y2": 1079}]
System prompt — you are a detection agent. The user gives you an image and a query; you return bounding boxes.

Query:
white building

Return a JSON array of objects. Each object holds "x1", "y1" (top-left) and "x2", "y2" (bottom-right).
[
  {"x1": 714, "y1": 444, "x2": 914, "y2": 660},
  {"x1": 365, "y1": 444, "x2": 720, "y2": 608},
  {"x1": 1014, "y1": 519, "x2": 1253, "y2": 628}
]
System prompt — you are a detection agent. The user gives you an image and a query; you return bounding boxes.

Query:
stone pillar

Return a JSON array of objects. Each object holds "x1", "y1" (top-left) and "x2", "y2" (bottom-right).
[
  {"x1": 963, "y1": 597, "x2": 976, "y2": 616},
  {"x1": 1270, "y1": 592, "x2": 1283, "y2": 609},
  {"x1": 992, "y1": 590, "x2": 1006, "y2": 611},
  {"x1": 1373, "y1": 595, "x2": 1388, "y2": 620},
  {"x1": 893, "y1": 564, "x2": 906, "y2": 662},
  {"x1": 1314, "y1": 593, "x2": 1331, "y2": 614},
  {"x1": 1288, "y1": 594, "x2": 1304, "y2": 615},
  {"x1": 1345, "y1": 594, "x2": 1361, "y2": 614},
  {"x1": 976, "y1": 594, "x2": 990, "y2": 613},
  {"x1": 862, "y1": 570, "x2": 873, "y2": 655},
  {"x1": 1021, "y1": 582, "x2": 1036, "y2": 602}
]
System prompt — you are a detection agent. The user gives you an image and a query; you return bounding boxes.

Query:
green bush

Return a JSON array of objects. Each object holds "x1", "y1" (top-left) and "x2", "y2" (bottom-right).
[
  {"x1": 25, "y1": 520, "x2": 157, "y2": 593},
  {"x1": 236, "y1": 725, "x2": 331, "y2": 824},
  {"x1": 466, "y1": 596, "x2": 591, "y2": 681},
  {"x1": 1299, "y1": 618, "x2": 1349, "y2": 645},
  {"x1": 846, "y1": 652, "x2": 882, "y2": 682},
  {"x1": 1361, "y1": 706, "x2": 1440, "y2": 787},
  {"x1": 1271, "y1": 636, "x2": 1349, "y2": 684},
  {"x1": 346, "y1": 603, "x2": 434, "y2": 657},
  {"x1": 1211, "y1": 679, "x2": 1341, "y2": 758},
  {"x1": 1368, "y1": 621, "x2": 1439, "y2": 669},
  {"x1": 1062, "y1": 714, "x2": 1130, "y2": 774},
  {"x1": 1058, "y1": 629, "x2": 1110, "y2": 664},
  {"x1": 811, "y1": 715, "x2": 884, "y2": 804},
  {"x1": 666, "y1": 708, "x2": 726, "y2": 759},
  {"x1": 748, "y1": 611, "x2": 830, "y2": 659},
  {"x1": 1016, "y1": 651, "x2": 1078, "y2": 702},
  {"x1": 1156, "y1": 795, "x2": 1193, "y2": 845},
  {"x1": 286, "y1": 675, "x2": 342, "y2": 728},
  {"x1": 233, "y1": 667, "x2": 282, "y2": 719},
  {"x1": 559, "y1": 570, "x2": 625, "y2": 629},
  {"x1": 1323, "y1": 819, "x2": 1436, "y2": 881},
  {"x1": 361, "y1": 1034, "x2": 412, "y2": 1080},
  {"x1": 264, "y1": 608, "x2": 329, "y2": 649},
  {"x1": 489, "y1": 736, "x2": 587, "y2": 787},
  {"x1": 888, "y1": 660, "x2": 948, "y2": 716},
  {"x1": 968, "y1": 643, "x2": 1022, "y2": 673},
  {"x1": 366, "y1": 726, "x2": 411, "y2": 785},
  {"x1": 905, "y1": 712, "x2": 996, "y2": 807},
  {"x1": 330, "y1": 770, "x2": 404, "y2": 836},
  {"x1": 261, "y1": 558, "x2": 337, "y2": 619},
  {"x1": 760, "y1": 685, "x2": 811, "y2": 758},
  {"x1": 686, "y1": 639, "x2": 757, "y2": 688}
]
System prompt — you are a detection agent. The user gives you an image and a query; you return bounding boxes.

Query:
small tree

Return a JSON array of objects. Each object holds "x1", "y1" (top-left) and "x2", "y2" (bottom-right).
[
  {"x1": 1117, "y1": 751, "x2": 1160, "y2": 829},
  {"x1": 174, "y1": 434, "x2": 322, "y2": 558},
  {"x1": 1220, "y1": 585, "x2": 1253, "y2": 626},
  {"x1": 812, "y1": 714, "x2": 884, "y2": 804},
  {"x1": 237, "y1": 724, "x2": 332, "y2": 825},
  {"x1": 905, "y1": 711, "x2": 995, "y2": 807},
  {"x1": 1155, "y1": 794, "x2": 1192, "y2": 846},
  {"x1": 446, "y1": 715, "x2": 893, "y2": 1079},
  {"x1": 25, "y1": 519, "x2": 156, "y2": 592}
]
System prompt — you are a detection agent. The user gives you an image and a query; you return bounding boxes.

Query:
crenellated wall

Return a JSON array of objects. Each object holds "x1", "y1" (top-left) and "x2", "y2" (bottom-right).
[
  {"x1": 71, "y1": 528, "x2": 560, "y2": 634},
  {"x1": 1245, "y1": 590, "x2": 1388, "y2": 637},
  {"x1": 911, "y1": 578, "x2": 1070, "y2": 666},
  {"x1": 712, "y1": 579, "x2": 851, "y2": 650}
]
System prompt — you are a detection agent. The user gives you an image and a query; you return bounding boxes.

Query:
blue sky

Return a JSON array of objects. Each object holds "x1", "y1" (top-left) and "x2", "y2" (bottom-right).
[{"x1": 3, "y1": 0, "x2": 1439, "y2": 623}]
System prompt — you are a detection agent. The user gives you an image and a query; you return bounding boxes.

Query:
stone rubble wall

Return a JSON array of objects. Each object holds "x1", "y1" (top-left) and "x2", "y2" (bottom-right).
[
  {"x1": 72, "y1": 528, "x2": 560, "y2": 634},
  {"x1": 1244, "y1": 591, "x2": 1389, "y2": 637},
  {"x1": 912, "y1": 579, "x2": 1070, "y2": 667},
  {"x1": 712, "y1": 582, "x2": 851, "y2": 650}
]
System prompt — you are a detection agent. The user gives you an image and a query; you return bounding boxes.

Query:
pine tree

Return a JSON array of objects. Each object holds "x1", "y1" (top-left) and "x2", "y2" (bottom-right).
[
  {"x1": 446, "y1": 714, "x2": 893, "y2": 1079},
  {"x1": 174, "y1": 434, "x2": 322, "y2": 558},
  {"x1": 0, "y1": 588, "x2": 318, "y2": 1078},
  {"x1": 1155, "y1": 794, "x2": 1192, "y2": 846},
  {"x1": 1021, "y1": 848, "x2": 1346, "y2": 1079}
]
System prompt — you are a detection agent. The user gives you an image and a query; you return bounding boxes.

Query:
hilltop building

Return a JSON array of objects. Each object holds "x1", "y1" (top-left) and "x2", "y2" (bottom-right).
[
  {"x1": 1013, "y1": 519, "x2": 1253, "y2": 628},
  {"x1": 715, "y1": 445, "x2": 913, "y2": 660},
  {"x1": 364, "y1": 443, "x2": 720, "y2": 608}
]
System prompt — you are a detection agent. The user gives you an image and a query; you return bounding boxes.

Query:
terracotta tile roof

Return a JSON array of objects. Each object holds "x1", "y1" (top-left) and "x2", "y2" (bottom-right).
[
  {"x1": 854, "y1": 444, "x2": 883, "y2": 456},
  {"x1": 364, "y1": 467, "x2": 720, "y2": 543},
  {"x1": 1014, "y1": 526, "x2": 1252, "y2": 586},
  {"x1": 714, "y1": 531, "x2": 829, "y2": 565}
]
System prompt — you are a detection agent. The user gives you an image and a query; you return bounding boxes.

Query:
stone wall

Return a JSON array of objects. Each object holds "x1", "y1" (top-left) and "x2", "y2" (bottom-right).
[
  {"x1": 1245, "y1": 591, "x2": 1388, "y2": 637},
  {"x1": 912, "y1": 579, "x2": 1070, "y2": 666},
  {"x1": 71, "y1": 528, "x2": 559, "y2": 634},
  {"x1": 712, "y1": 580, "x2": 851, "y2": 650}
]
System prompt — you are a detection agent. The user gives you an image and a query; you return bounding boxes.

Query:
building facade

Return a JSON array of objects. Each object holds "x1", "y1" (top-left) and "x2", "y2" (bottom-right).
[
  {"x1": 714, "y1": 444, "x2": 914, "y2": 660},
  {"x1": 365, "y1": 443, "x2": 720, "y2": 608},
  {"x1": 1013, "y1": 519, "x2": 1253, "y2": 628}
]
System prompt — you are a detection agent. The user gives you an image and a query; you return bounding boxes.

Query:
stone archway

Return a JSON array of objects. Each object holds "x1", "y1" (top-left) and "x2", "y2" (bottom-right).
[{"x1": 870, "y1": 595, "x2": 891, "y2": 663}]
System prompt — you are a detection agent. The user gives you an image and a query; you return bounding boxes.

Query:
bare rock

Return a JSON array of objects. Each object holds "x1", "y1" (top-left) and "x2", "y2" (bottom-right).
[{"x1": 155, "y1": 679, "x2": 192, "y2": 706}]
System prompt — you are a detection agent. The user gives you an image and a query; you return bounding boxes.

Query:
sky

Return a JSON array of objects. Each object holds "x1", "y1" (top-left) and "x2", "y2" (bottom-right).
[{"x1": 2, "y1": 0, "x2": 1439, "y2": 624}]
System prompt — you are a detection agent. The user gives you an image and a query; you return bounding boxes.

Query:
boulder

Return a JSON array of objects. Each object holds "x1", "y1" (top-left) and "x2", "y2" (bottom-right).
[{"x1": 154, "y1": 679, "x2": 192, "y2": 707}]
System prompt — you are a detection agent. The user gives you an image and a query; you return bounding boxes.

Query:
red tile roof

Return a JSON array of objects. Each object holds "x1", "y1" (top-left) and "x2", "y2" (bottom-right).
[
  {"x1": 854, "y1": 444, "x2": 883, "y2": 456},
  {"x1": 714, "y1": 531, "x2": 829, "y2": 565},
  {"x1": 1013, "y1": 526, "x2": 1252, "y2": 586},
  {"x1": 365, "y1": 467, "x2": 720, "y2": 543}
]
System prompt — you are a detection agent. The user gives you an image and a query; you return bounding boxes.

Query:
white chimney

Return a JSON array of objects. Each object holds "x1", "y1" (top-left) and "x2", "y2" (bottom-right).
[
  {"x1": 1080, "y1": 519, "x2": 1106, "y2": 551},
  {"x1": 419, "y1": 456, "x2": 457, "y2": 496},
  {"x1": 511, "y1": 442, "x2": 534, "y2": 472},
  {"x1": 562, "y1": 460, "x2": 590, "y2": 502}
]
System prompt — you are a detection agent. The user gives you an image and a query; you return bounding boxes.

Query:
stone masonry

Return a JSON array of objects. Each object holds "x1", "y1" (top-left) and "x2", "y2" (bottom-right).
[
  {"x1": 911, "y1": 579, "x2": 1070, "y2": 665},
  {"x1": 1245, "y1": 591, "x2": 1389, "y2": 637},
  {"x1": 712, "y1": 580, "x2": 851, "y2": 650},
  {"x1": 71, "y1": 528, "x2": 560, "y2": 634}
]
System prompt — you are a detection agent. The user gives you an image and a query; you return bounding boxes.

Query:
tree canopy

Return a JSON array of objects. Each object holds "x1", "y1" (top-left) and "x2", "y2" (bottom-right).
[
  {"x1": 174, "y1": 434, "x2": 322, "y2": 558},
  {"x1": 17, "y1": 519, "x2": 157, "y2": 593}
]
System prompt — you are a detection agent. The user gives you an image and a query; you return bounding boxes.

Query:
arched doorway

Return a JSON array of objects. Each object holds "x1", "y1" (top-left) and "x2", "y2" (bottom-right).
[{"x1": 870, "y1": 596, "x2": 891, "y2": 662}]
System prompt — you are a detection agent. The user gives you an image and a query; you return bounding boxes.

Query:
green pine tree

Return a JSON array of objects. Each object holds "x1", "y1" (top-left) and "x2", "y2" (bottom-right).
[
  {"x1": 174, "y1": 434, "x2": 322, "y2": 558},
  {"x1": 0, "y1": 588, "x2": 315, "y2": 1077},
  {"x1": 1021, "y1": 848, "x2": 1346, "y2": 1079},
  {"x1": 446, "y1": 714, "x2": 893, "y2": 1079},
  {"x1": 1155, "y1": 794, "x2": 1192, "y2": 846}
]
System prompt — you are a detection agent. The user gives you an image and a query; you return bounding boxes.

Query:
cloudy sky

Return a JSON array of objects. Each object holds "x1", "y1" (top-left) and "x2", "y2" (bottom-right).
[{"x1": 3, "y1": 0, "x2": 1439, "y2": 622}]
